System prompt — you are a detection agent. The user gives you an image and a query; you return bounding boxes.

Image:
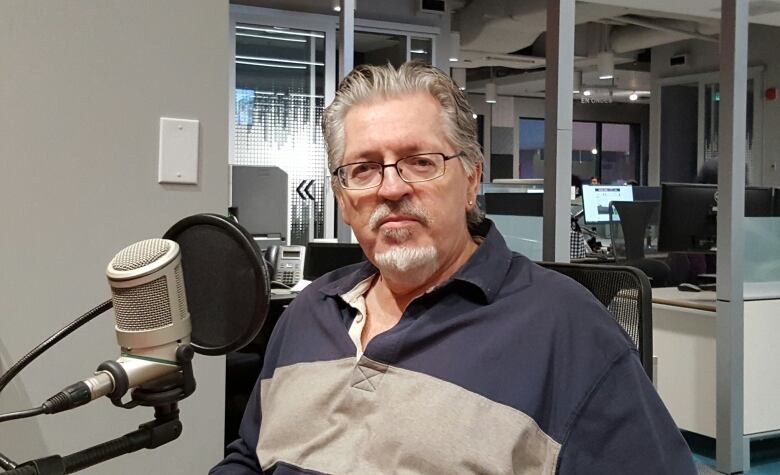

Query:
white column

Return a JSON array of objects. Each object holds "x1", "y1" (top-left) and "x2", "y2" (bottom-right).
[
  {"x1": 543, "y1": 0, "x2": 574, "y2": 262},
  {"x1": 336, "y1": 0, "x2": 355, "y2": 243},
  {"x1": 716, "y1": 0, "x2": 748, "y2": 472}
]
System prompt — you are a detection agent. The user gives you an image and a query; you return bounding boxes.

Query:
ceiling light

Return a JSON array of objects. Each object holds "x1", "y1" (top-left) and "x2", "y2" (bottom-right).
[
  {"x1": 410, "y1": 49, "x2": 427, "y2": 54},
  {"x1": 629, "y1": 92, "x2": 638, "y2": 101},
  {"x1": 235, "y1": 55, "x2": 323, "y2": 67},
  {"x1": 485, "y1": 82, "x2": 497, "y2": 104},
  {"x1": 236, "y1": 25, "x2": 324, "y2": 38},
  {"x1": 452, "y1": 68, "x2": 467, "y2": 91},
  {"x1": 472, "y1": 113, "x2": 478, "y2": 119},
  {"x1": 583, "y1": 90, "x2": 592, "y2": 97},
  {"x1": 332, "y1": 0, "x2": 341, "y2": 12},
  {"x1": 634, "y1": 90, "x2": 651, "y2": 95},
  {"x1": 591, "y1": 148, "x2": 598, "y2": 155},
  {"x1": 236, "y1": 61, "x2": 307, "y2": 70},
  {"x1": 597, "y1": 51, "x2": 614, "y2": 80},
  {"x1": 236, "y1": 32, "x2": 306, "y2": 43},
  {"x1": 449, "y1": 32, "x2": 461, "y2": 62}
]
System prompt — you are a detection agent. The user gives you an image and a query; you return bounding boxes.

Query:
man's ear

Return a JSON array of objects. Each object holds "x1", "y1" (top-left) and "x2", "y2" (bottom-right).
[{"x1": 468, "y1": 162, "x2": 483, "y2": 203}]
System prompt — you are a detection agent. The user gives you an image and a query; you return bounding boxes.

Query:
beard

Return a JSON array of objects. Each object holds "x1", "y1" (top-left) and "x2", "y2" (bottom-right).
[
  {"x1": 369, "y1": 199, "x2": 438, "y2": 278},
  {"x1": 375, "y1": 245, "x2": 438, "y2": 275}
]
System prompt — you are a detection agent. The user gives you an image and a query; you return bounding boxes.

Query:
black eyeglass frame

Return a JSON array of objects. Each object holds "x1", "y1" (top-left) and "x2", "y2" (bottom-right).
[{"x1": 332, "y1": 151, "x2": 465, "y2": 190}]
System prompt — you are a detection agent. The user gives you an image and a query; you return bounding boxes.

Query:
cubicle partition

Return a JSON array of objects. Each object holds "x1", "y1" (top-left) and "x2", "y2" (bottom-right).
[{"x1": 483, "y1": 192, "x2": 544, "y2": 261}]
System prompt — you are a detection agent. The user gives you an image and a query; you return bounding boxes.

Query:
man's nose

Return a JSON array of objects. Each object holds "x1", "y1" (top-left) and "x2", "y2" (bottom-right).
[{"x1": 377, "y1": 165, "x2": 413, "y2": 201}]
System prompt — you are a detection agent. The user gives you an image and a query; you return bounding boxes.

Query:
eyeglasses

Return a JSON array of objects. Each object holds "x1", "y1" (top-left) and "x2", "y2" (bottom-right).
[{"x1": 333, "y1": 152, "x2": 464, "y2": 190}]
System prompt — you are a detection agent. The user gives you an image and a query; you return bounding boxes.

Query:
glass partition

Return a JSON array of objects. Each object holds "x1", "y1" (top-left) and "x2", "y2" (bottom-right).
[
  {"x1": 744, "y1": 217, "x2": 780, "y2": 284},
  {"x1": 233, "y1": 23, "x2": 327, "y2": 244}
]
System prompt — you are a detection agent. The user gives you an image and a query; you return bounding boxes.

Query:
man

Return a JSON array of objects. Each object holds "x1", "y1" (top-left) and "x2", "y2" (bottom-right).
[{"x1": 211, "y1": 62, "x2": 695, "y2": 474}]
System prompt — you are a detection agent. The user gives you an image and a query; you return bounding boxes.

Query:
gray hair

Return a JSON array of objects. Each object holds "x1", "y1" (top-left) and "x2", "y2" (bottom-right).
[{"x1": 322, "y1": 61, "x2": 484, "y2": 227}]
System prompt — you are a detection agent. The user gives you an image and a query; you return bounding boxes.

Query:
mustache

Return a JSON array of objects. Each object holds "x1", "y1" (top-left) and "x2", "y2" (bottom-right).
[{"x1": 368, "y1": 199, "x2": 431, "y2": 230}]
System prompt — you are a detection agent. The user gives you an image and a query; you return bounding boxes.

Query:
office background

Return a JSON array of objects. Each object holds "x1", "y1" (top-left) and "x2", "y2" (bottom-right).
[{"x1": 1, "y1": 0, "x2": 779, "y2": 473}]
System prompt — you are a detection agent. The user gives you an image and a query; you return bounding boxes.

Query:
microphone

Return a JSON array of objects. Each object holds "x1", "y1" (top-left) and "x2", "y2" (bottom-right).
[{"x1": 42, "y1": 238, "x2": 193, "y2": 414}]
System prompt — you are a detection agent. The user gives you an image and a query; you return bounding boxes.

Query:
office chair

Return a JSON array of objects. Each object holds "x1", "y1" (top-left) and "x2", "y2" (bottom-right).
[
  {"x1": 538, "y1": 262, "x2": 653, "y2": 380},
  {"x1": 609, "y1": 201, "x2": 671, "y2": 287}
]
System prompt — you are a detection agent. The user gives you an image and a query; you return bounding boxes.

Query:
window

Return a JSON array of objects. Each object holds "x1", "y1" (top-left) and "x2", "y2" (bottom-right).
[
  {"x1": 518, "y1": 118, "x2": 641, "y2": 185},
  {"x1": 233, "y1": 23, "x2": 327, "y2": 244}
]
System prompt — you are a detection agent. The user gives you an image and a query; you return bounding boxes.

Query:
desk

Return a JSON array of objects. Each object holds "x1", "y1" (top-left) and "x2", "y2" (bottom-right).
[{"x1": 652, "y1": 287, "x2": 780, "y2": 439}]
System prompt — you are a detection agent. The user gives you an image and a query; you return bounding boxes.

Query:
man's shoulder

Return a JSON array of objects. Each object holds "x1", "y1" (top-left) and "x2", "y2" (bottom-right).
[{"x1": 499, "y1": 254, "x2": 636, "y2": 352}]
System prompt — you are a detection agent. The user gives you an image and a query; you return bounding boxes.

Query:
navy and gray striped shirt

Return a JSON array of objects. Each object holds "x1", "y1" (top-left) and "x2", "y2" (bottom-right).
[{"x1": 212, "y1": 221, "x2": 695, "y2": 474}]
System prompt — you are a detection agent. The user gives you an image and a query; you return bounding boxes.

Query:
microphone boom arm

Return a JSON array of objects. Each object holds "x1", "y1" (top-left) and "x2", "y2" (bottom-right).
[{"x1": 4, "y1": 404, "x2": 183, "y2": 475}]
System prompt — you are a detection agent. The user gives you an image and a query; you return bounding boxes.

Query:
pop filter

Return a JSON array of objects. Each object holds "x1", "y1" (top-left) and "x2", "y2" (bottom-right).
[{"x1": 163, "y1": 214, "x2": 269, "y2": 355}]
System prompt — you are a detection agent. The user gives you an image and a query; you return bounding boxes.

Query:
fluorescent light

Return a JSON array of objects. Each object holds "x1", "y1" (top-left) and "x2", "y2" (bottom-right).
[
  {"x1": 629, "y1": 93, "x2": 638, "y2": 101},
  {"x1": 290, "y1": 93, "x2": 325, "y2": 98},
  {"x1": 235, "y1": 55, "x2": 324, "y2": 66},
  {"x1": 236, "y1": 60, "x2": 306, "y2": 70},
  {"x1": 410, "y1": 49, "x2": 428, "y2": 54},
  {"x1": 236, "y1": 25, "x2": 324, "y2": 38},
  {"x1": 485, "y1": 82, "x2": 497, "y2": 104},
  {"x1": 634, "y1": 90, "x2": 651, "y2": 94},
  {"x1": 449, "y1": 31, "x2": 461, "y2": 62},
  {"x1": 597, "y1": 51, "x2": 614, "y2": 80},
  {"x1": 236, "y1": 32, "x2": 306, "y2": 43},
  {"x1": 254, "y1": 91, "x2": 276, "y2": 95}
]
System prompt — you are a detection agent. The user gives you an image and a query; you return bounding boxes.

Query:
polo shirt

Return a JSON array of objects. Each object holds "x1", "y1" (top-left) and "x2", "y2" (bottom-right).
[{"x1": 211, "y1": 220, "x2": 696, "y2": 475}]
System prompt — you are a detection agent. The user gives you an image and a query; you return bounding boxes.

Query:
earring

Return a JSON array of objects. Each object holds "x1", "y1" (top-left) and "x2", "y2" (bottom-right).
[{"x1": 468, "y1": 200, "x2": 474, "y2": 206}]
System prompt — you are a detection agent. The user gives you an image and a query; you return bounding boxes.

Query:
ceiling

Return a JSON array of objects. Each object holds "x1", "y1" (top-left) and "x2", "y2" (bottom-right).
[
  {"x1": 450, "y1": 0, "x2": 780, "y2": 102},
  {"x1": 584, "y1": 0, "x2": 780, "y2": 27}
]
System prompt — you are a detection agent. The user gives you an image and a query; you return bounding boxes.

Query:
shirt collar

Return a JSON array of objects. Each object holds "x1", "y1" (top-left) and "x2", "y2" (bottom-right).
[{"x1": 319, "y1": 219, "x2": 518, "y2": 304}]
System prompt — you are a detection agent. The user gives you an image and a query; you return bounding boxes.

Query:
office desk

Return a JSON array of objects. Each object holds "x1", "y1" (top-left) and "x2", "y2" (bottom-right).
[{"x1": 652, "y1": 287, "x2": 780, "y2": 439}]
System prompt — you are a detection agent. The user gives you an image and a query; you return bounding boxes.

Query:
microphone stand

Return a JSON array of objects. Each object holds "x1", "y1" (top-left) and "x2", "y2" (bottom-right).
[{"x1": 3, "y1": 345, "x2": 196, "y2": 475}]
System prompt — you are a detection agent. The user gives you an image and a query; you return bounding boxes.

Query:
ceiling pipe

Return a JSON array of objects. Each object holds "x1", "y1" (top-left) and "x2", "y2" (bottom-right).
[{"x1": 614, "y1": 15, "x2": 719, "y2": 43}]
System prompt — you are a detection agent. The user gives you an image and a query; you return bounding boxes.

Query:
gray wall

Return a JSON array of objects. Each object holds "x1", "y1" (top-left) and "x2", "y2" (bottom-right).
[
  {"x1": 0, "y1": 1, "x2": 230, "y2": 473},
  {"x1": 651, "y1": 24, "x2": 780, "y2": 187}
]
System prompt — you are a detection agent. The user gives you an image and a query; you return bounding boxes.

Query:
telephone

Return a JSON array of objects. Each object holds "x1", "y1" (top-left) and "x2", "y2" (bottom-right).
[{"x1": 265, "y1": 245, "x2": 306, "y2": 286}]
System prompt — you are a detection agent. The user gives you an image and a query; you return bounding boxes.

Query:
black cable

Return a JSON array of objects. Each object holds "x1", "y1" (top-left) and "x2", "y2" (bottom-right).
[
  {"x1": 0, "y1": 406, "x2": 45, "y2": 424},
  {"x1": 0, "y1": 299, "x2": 112, "y2": 395},
  {"x1": 0, "y1": 299, "x2": 112, "y2": 471},
  {"x1": 0, "y1": 452, "x2": 17, "y2": 470}
]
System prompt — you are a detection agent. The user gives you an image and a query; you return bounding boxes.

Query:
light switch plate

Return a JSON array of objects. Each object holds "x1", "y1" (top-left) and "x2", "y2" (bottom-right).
[{"x1": 158, "y1": 117, "x2": 199, "y2": 184}]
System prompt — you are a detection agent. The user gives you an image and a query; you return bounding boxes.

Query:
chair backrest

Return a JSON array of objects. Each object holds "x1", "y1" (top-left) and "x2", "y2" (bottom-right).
[
  {"x1": 537, "y1": 261, "x2": 653, "y2": 380},
  {"x1": 609, "y1": 200, "x2": 660, "y2": 262}
]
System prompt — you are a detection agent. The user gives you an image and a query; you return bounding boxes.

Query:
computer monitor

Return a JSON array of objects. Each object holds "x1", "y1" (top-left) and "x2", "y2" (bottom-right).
[
  {"x1": 582, "y1": 185, "x2": 634, "y2": 224},
  {"x1": 745, "y1": 187, "x2": 773, "y2": 217},
  {"x1": 303, "y1": 242, "x2": 366, "y2": 281},
  {"x1": 484, "y1": 192, "x2": 544, "y2": 217},
  {"x1": 774, "y1": 188, "x2": 780, "y2": 216},
  {"x1": 658, "y1": 183, "x2": 774, "y2": 252},
  {"x1": 632, "y1": 186, "x2": 661, "y2": 202},
  {"x1": 658, "y1": 184, "x2": 716, "y2": 252}
]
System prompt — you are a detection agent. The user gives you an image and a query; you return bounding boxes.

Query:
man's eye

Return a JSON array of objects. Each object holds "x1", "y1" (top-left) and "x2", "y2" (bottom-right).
[
  {"x1": 350, "y1": 164, "x2": 376, "y2": 177},
  {"x1": 407, "y1": 157, "x2": 434, "y2": 167}
]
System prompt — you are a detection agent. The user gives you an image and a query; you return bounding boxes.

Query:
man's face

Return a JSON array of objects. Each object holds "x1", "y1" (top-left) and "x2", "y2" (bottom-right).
[{"x1": 336, "y1": 92, "x2": 480, "y2": 275}]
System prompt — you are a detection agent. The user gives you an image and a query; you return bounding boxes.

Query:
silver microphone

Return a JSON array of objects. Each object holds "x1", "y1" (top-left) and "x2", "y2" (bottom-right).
[{"x1": 43, "y1": 239, "x2": 192, "y2": 413}]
